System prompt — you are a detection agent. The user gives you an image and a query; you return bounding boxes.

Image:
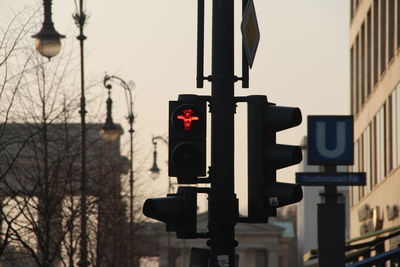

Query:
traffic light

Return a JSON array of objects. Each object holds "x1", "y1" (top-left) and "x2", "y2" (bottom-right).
[
  {"x1": 247, "y1": 95, "x2": 303, "y2": 221},
  {"x1": 143, "y1": 186, "x2": 197, "y2": 238},
  {"x1": 169, "y1": 94, "x2": 207, "y2": 182}
]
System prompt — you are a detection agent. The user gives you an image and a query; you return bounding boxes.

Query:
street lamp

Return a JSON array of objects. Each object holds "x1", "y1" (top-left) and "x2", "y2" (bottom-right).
[
  {"x1": 100, "y1": 74, "x2": 135, "y2": 265},
  {"x1": 149, "y1": 138, "x2": 161, "y2": 180},
  {"x1": 34, "y1": 0, "x2": 90, "y2": 266},
  {"x1": 99, "y1": 81, "x2": 123, "y2": 142},
  {"x1": 149, "y1": 136, "x2": 168, "y2": 181},
  {"x1": 32, "y1": 0, "x2": 65, "y2": 59}
]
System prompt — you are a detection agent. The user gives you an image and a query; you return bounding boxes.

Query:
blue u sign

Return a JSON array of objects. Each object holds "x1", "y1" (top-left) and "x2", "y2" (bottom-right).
[{"x1": 308, "y1": 115, "x2": 353, "y2": 165}]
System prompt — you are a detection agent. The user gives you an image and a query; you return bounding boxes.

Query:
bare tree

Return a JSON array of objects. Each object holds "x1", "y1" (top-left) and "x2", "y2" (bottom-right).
[
  {"x1": 0, "y1": 8, "x2": 130, "y2": 267},
  {"x1": 0, "y1": 5, "x2": 166, "y2": 266}
]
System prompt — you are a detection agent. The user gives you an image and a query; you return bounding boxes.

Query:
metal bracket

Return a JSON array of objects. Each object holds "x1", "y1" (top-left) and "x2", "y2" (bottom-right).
[
  {"x1": 177, "y1": 176, "x2": 212, "y2": 184},
  {"x1": 236, "y1": 217, "x2": 268, "y2": 223}
]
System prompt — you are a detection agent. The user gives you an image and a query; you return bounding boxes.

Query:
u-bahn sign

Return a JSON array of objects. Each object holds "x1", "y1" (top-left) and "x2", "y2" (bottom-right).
[{"x1": 308, "y1": 115, "x2": 353, "y2": 165}]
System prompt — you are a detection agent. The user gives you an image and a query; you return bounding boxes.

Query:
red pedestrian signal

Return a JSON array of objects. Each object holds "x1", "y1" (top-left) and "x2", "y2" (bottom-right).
[
  {"x1": 176, "y1": 108, "x2": 200, "y2": 131},
  {"x1": 169, "y1": 95, "x2": 207, "y2": 180}
]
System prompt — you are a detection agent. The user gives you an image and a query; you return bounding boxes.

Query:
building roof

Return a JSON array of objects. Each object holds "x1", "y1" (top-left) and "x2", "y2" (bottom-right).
[{"x1": 270, "y1": 221, "x2": 295, "y2": 238}]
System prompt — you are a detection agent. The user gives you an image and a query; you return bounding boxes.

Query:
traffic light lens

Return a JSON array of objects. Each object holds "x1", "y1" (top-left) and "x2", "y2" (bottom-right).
[
  {"x1": 172, "y1": 105, "x2": 203, "y2": 133},
  {"x1": 172, "y1": 143, "x2": 202, "y2": 175},
  {"x1": 177, "y1": 108, "x2": 199, "y2": 131}
]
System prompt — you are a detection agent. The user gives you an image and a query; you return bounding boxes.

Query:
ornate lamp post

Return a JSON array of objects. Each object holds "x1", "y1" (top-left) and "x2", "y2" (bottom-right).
[
  {"x1": 148, "y1": 136, "x2": 173, "y2": 267},
  {"x1": 100, "y1": 74, "x2": 135, "y2": 265},
  {"x1": 33, "y1": 1, "x2": 90, "y2": 266}
]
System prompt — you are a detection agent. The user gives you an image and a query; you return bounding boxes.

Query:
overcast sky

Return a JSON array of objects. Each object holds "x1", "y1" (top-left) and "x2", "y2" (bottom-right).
[{"x1": 1, "y1": 0, "x2": 350, "y2": 213}]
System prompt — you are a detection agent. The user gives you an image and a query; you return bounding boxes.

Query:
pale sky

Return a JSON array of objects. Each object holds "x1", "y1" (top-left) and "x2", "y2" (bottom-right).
[{"x1": 1, "y1": 0, "x2": 350, "y2": 213}]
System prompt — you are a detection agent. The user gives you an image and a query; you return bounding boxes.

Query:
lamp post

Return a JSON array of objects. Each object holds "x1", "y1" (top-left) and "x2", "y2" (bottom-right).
[
  {"x1": 148, "y1": 136, "x2": 173, "y2": 267},
  {"x1": 33, "y1": 1, "x2": 89, "y2": 266},
  {"x1": 100, "y1": 74, "x2": 135, "y2": 265}
]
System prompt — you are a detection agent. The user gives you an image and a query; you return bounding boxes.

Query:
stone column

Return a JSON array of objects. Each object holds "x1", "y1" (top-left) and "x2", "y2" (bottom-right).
[
  {"x1": 267, "y1": 248, "x2": 279, "y2": 267},
  {"x1": 158, "y1": 245, "x2": 169, "y2": 267}
]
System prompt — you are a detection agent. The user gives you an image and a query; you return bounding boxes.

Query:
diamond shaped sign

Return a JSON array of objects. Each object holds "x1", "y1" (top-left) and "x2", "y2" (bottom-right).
[{"x1": 241, "y1": 0, "x2": 260, "y2": 68}]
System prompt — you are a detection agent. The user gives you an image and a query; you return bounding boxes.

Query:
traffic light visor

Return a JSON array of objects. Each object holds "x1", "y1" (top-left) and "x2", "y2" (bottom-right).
[
  {"x1": 143, "y1": 196, "x2": 183, "y2": 223},
  {"x1": 265, "y1": 106, "x2": 302, "y2": 132}
]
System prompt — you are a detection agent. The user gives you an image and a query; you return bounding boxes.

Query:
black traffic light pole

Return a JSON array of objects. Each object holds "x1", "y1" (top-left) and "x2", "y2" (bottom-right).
[
  {"x1": 208, "y1": 0, "x2": 238, "y2": 266},
  {"x1": 318, "y1": 165, "x2": 345, "y2": 267}
]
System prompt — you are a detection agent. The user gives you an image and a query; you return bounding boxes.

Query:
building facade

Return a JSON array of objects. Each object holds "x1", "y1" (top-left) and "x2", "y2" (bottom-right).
[{"x1": 349, "y1": 0, "x2": 400, "y2": 257}]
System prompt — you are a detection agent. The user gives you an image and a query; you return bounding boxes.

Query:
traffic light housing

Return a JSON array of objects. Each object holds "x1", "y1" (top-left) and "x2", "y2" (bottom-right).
[
  {"x1": 143, "y1": 186, "x2": 197, "y2": 238},
  {"x1": 169, "y1": 95, "x2": 207, "y2": 182},
  {"x1": 247, "y1": 95, "x2": 303, "y2": 221}
]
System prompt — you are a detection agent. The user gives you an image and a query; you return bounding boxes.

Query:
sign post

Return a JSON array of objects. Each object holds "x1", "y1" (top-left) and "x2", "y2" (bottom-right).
[{"x1": 296, "y1": 115, "x2": 365, "y2": 267}]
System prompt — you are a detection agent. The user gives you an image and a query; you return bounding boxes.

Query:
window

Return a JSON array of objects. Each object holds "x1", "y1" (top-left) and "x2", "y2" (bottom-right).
[
  {"x1": 376, "y1": 105, "x2": 386, "y2": 183},
  {"x1": 351, "y1": 0, "x2": 355, "y2": 18},
  {"x1": 351, "y1": 46, "x2": 355, "y2": 114},
  {"x1": 361, "y1": 23, "x2": 366, "y2": 105},
  {"x1": 389, "y1": 0, "x2": 395, "y2": 61},
  {"x1": 397, "y1": 0, "x2": 400, "y2": 48},
  {"x1": 351, "y1": 0, "x2": 364, "y2": 18},
  {"x1": 353, "y1": 140, "x2": 360, "y2": 203},
  {"x1": 371, "y1": 117, "x2": 377, "y2": 187},
  {"x1": 388, "y1": 95, "x2": 393, "y2": 172},
  {"x1": 356, "y1": 35, "x2": 360, "y2": 113},
  {"x1": 360, "y1": 134, "x2": 366, "y2": 197},
  {"x1": 380, "y1": 0, "x2": 387, "y2": 75},
  {"x1": 367, "y1": 10, "x2": 372, "y2": 96},
  {"x1": 396, "y1": 84, "x2": 400, "y2": 168},
  {"x1": 390, "y1": 88, "x2": 398, "y2": 169},
  {"x1": 373, "y1": 0, "x2": 379, "y2": 85},
  {"x1": 363, "y1": 126, "x2": 372, "y2": 194}
]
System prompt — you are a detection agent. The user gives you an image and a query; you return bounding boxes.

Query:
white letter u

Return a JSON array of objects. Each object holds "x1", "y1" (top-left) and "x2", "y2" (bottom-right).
[{"x1": 316, "y1": 122, "x2": 346, "y2": 158}]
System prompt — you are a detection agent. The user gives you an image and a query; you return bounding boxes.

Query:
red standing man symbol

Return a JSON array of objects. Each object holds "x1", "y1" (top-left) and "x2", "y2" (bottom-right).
[{"x1": 177, "y1": 109, "x2": 199, "y2": 130}]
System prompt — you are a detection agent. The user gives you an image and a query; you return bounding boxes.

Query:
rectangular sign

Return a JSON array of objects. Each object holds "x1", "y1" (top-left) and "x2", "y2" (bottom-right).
[
  {"x1": 296, "y1": 172, "x2": 366, "y2": 186},
  {"x1": 308, "y1": 115, "x2": 354, "y2": 165}
]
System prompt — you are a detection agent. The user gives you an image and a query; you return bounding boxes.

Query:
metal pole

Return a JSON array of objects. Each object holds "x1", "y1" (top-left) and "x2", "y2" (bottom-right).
[
  {"x1": 42, "y1": 0, "x2": 53, "y2": 25},
  {"x1": 318, "y1": 165, "x2": 345, "y2": 267},
  {"x1": 208, "y1": 0, "x2": 237, "y2": 266},
  {"x1": 167, "y1": 176, "x2": 172, "y2": 267},
  {"x1": 149, "y1": 136, "x2": 170, "y2": 266},
  {"x1": 75, "y1": 1, "x2": 89, "y2": 266},
  {"x1": 128, "y1": 114, "x2": 134, "y2": 266},
  {"x1": 103, "y1": 75, "x2": 135, "y2": 265}
]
